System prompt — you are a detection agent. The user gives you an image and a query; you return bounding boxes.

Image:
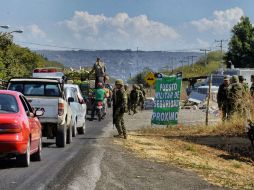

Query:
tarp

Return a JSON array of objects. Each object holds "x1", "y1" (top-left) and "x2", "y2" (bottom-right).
[{"x1": 151, "y1": 74, "x2": 182, "y2": 125}]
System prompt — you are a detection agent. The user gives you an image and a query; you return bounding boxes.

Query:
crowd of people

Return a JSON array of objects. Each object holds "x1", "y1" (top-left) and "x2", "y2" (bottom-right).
[{"x1": 217, "y1": 74, "x2": 254, "y2": 121}]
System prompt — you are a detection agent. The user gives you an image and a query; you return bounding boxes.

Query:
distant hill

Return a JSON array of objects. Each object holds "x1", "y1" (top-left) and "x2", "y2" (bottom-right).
[{"x1": 36, "y1": 50, "x2": 202, "y2": 80}]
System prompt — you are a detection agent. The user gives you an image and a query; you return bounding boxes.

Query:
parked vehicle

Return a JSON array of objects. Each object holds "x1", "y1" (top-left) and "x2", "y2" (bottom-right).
[
  {"x1": 0, "y1": 90, "x2": 44, "y2": 167},
  {"x1": 144, "y1": 97, "x2": 155, "y2": 110},
  {"x1": 7, "y1": 78, "x2": 72, "y2": 148},
  {"x1": 64, "y1": 84, "x2": 86, "y2": 135}
]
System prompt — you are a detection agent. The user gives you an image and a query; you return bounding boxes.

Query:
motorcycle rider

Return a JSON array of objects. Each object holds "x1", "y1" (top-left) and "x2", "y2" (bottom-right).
[{"x1": 91, "y1": 82, "x2": 107, "y2": 119}]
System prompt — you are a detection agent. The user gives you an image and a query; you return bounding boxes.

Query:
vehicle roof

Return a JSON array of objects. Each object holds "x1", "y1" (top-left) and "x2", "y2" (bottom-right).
[
  {"x1": 9, "y1": 78, "x2": 60, "y2": 83},
  {"x1": 64, "y1": 84, "x2": 79, "y2": 88},
  {"x1": 0, "y1": 90, "x2": 21, "y2": 96}
]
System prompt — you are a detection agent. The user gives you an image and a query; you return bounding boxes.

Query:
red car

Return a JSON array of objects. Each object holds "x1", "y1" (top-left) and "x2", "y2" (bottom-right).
[{"x1": 0, "y1": 90, "x2": 44, "y2": 167}]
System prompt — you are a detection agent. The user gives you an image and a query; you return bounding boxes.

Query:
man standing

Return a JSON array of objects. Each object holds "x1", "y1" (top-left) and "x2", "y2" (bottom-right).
[
  {"x1": 228, "y1": 75, "x2": 244, "y2": 118},
  {"x1": 239, "y1": 76, "x2": 249, "y2": 93},
  {"x1": 129, "y1": 84, "x2": 140, "y2": 115},
  {"x1": 113, "y1": 79, "x2": 128, "y2": 139},
  {"x1": 124, "y1": 84, "x2": 131, "y2": 115},
  {"x1": 217, "y1": 75, "x2": 230, "y2": 121},
  {"x1": 90, "y1": 57, "x2": 106, "y2": 88},
  {"x1": 138, "y1": 84, "x2": 146, "y2": 110}
]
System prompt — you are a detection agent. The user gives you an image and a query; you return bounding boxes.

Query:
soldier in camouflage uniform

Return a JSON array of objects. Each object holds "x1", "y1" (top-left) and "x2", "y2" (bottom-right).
[
  {"x1": 250, "y1": 75, "x2": 254, "y2": 97},
  {"x1": 217, "y1": 75, "x2": 230, "y2": 121},
  {"x1": 228, "y1": 75, "x2": 244, "y2": 118},
  {"x1": 113, "y1": 79, "x2": 128, "y2": 139},
  {"x1": 239, "y1": 76, "x2": 249, "y2": 94},
  {"x1": 124, "y1": 84, "x2": 131, "y2": 115},
  {"x1": 138, "y1": 84, "x2": 146, "y2": 110},
  {"x1": 129, "y1": 84, "x2": 140, "y2": 114}
]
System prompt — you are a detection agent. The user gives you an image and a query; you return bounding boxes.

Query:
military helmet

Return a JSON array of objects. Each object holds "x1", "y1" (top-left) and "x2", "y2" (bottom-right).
[
  {"x1": 115, "y1": 79, "x2": 124, "y2": 86},
  {"x1": 223, "y1": 75, "x2": 230, "y2": 81},
  {"x1": 139, "y1": 84, "x2": 144, "y2": 88},
  {"x1": 231, "y1": 75, "x2": 239, "y2": 83},
  {"x1": 124, "y1": 84, "x2": 128, "y2": 90}
]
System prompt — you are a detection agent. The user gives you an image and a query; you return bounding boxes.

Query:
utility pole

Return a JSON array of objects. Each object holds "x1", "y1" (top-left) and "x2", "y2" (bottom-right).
[
  {"x1": 200, "y1": 49, "x2": 211, "y2": 65},
  {"x1": 215, "y1": 39, "x2": 227, "y2": 53}
]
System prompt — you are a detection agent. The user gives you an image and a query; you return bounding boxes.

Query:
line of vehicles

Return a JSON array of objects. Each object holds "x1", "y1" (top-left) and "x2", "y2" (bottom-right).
[{"x1": 0, "y1": 67, "x2": 95, "y2": 167}]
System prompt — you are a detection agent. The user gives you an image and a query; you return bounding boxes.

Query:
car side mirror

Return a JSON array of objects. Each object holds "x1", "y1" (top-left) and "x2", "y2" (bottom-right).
[
  {"x1": 35, "y1": 110, "x2": 44, "y2": 117},
  {"x1": 68, "y1": 97, "x2": 74, "y2": 103}
]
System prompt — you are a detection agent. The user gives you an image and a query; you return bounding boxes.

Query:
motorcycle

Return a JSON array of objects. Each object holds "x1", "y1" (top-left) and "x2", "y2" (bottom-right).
[{"x1": 96, "y1": 100, "x2": 106, "y2": 121}]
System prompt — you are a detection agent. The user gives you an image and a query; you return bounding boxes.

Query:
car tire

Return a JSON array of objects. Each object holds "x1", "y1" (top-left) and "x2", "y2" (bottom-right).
[
  {"x1": 72, "y1": 119, "x2": 77, "y2": 137},
  {"x1": 17, "y1": 139, "x2": 30, "y2": 167},
  {"x1": 56, "y1": 123, "x2": 66, "y2": 148},
  {"x1": 31, "y1": 136, "x2": 42, "y2": 161},
  {"x1": 67, "y1": 124, "x2": 72, "y2": 144}
]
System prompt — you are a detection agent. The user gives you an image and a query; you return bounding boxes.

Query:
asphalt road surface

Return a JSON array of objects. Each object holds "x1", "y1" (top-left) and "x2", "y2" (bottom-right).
[{"x1": 0, "y1": 110, "x2": 226, "y2": 190}]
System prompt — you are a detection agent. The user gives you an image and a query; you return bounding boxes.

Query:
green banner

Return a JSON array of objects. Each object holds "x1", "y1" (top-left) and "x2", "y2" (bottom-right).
[{"x1": 151, "y1": 74, "x2": 182, "y2": 125}]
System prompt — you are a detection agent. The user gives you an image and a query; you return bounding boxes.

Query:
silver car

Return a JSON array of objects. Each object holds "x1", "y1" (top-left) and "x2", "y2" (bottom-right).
[{"x1": 64, "y1": 84, "x2": 87, "y2": 135}]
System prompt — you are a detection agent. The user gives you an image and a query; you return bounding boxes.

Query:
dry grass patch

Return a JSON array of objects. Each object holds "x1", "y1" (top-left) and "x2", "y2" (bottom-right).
[{"x1": 114, "y1": 127, "x2": 254, "y2": 190}]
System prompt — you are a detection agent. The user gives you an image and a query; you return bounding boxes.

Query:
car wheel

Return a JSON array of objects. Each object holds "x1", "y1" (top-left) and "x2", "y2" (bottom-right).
[
  {"x1": 67, "y1": 124, "x2": 72, "y2": 144},
  {"x1": 56, "y1": 123, "x2": 66, "y2": 148},
  {"x1": 72, "y1": 119, "x2": 77, "y2": 137},
  {"x1": 31, "y1": 136, "x2": 42, "y2": 161},
  {"x1": 17, "y1": 139, "x2": 30, "y2": 167}
]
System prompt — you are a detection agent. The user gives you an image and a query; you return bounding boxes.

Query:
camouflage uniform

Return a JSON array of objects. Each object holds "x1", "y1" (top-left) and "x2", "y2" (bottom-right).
[
  {"x1": 217, "y1": 76, "x2": 230, "y2": 121},
  {"x1": 129, "y1": 84, "x2": 140, "y2": 114},
  {"x1": 124, "y1": 84, "x2": 131, "y2": 115},
  {"x1": 239, "y1": 76, "x2": 249, "y2": 118},
  {"x1": 138, "y1": 84, "x2": 145, "y2": 110},
  {"x1": 113, "y1": 79, "x2": 128, "y2": 139},
  {"x1": 228, "y1": 75, "x2": 244, "y2": 117}
]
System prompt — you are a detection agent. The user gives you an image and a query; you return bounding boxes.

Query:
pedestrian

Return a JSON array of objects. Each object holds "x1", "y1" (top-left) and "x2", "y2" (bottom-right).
[
  {"x1": 90, "y1": 57, "x2": 107, "y2": 88},
  {"x1": 129, "y1": 84, "x2": 140, "y2": 114},
  {"x1": 228, "y1": 75, "x2": 244, "y2": 118},
  {"x1": 217, "y1": 75, "x2": 230, "y2": 121},
  {"x1": 138, "y1": 84, "x2": 146, "y2": 110},
  {"x1": 124, "y1": 84, "x2": 131, "y2": 115},
  {"x1": 239, "y1": 75, "x2": 249, "y2": 93},
  {"x1": 112, "y1": 79, "x2": 128, "y2": 139},
  {"x1": 250, "y1": 75, "x2": 254, "y2": 97}
]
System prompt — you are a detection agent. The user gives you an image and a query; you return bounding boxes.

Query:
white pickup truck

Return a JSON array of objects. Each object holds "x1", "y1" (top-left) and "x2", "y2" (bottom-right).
[{"x1": 7, "y1": 78, "x2": 72, "y2": 147}]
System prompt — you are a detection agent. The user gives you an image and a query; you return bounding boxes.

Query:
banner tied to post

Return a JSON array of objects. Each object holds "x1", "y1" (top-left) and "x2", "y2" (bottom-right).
[{"x1": 151, "y1": 73, "x2": 182, "y2": 125}]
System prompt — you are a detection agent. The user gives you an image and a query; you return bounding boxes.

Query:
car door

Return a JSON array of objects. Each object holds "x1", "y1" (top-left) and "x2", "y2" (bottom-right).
[
  {"x1": 76, "y1": 87, "x2": 87, "y2": 121},
  {"x1": 20, "y1": 96, "x2": 40, "y2": 152},
  {"x1": 71, "y1": 88, "x2": 83, "y2": 128}
]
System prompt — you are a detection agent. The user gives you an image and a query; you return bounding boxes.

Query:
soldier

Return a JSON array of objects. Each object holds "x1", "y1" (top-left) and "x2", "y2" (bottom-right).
[
  {"x1": 228, "y1": 75, "x2": 244, "y2": 118},
  {"x1": 239, "y1": 76, "x2": 249, "y2": 93},
  {"x1": 217, "y1": 75, "x2": 230, "y2": 121},
  {"x1": 250, "y1": 75, "x2": 254, "y2": 97},
  {"x1": 113, "y1": 79, "x2": 128, "y2": 139},
  {"x1": 129, "y1": 84, "x2": 140, "y2": 114},
  {"x1": 138, "y1": 84, "x2": 146, "y2": 110},
  {"x1": 124, "y1": 84, "x2": 131, "y2": 115},
  {"x1": 90, "y1": 57, "x2": 107, "y2": 88}
]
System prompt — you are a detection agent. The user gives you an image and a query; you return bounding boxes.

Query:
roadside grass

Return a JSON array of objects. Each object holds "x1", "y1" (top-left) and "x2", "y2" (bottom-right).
[{"x1": 114, "y1": 116, "x2": 254, "y2": 190}]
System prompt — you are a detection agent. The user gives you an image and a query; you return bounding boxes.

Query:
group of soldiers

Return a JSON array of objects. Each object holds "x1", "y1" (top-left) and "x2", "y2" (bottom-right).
[
  {"x1": 112, "y1": 79, "x2": 146, "y2": 139},
  {"x1": 217, "y1": 75, "x2": 253, "y2": 121}
]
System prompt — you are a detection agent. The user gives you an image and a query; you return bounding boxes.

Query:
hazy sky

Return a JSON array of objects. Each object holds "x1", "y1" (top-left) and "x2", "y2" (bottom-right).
[{"x1": 0, "y1": 0, "x2": 253, "y2": 51}]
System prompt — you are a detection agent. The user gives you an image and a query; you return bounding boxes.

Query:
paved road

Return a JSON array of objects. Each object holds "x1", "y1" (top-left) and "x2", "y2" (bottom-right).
[{"x1": 0, "y1": 110, "x2": 226, "y2": 190}]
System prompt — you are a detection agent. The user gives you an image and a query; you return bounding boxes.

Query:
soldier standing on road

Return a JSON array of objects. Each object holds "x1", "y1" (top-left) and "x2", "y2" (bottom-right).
[
  {"x1": 129, "y1": 84, "x2": 140, "y2": 115},
  {"x1": 113, "y1": 79, "x2": 128, "y2": 139},
  {"x1": 217, "y1": 75, "x2": 230, "y2": 121},
  {"x1": 250, "y1": 75, "x2": 254, "y2": 97},
  {"x1": 228, "y1": 75, "x2": 244, "y2": 118},
  {"x1": 90, "y1": 57, "x2": 107, "y2": 88},
  {"x1": 138, "y1": 84, "x2": 146, "y2": 110},
  {"x1": 124, "y1": 84, "x2": 131, "y2": 115},
  {"x1": 239, "y1": 76, "x2": 249, "y2": 93}
]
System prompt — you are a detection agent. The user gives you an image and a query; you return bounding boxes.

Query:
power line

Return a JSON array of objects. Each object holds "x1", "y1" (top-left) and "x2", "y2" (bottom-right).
[{"x1": 200, "y1": 48, "x2": 211, "y2": 65}]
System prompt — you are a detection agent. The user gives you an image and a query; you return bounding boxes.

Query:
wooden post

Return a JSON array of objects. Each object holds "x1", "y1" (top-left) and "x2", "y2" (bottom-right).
[{"x1": 206, "y1": 75, "x2": 212, "y2": 126}]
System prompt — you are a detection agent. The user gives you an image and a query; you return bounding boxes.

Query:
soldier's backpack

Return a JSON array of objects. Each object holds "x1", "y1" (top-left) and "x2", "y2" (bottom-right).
[{"x1": 130, "y1": 90, "x2": 139, "y2": 103}]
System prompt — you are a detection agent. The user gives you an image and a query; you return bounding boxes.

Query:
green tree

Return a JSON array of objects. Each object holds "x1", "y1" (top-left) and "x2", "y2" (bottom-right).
[{"x1": 225, "y1": 16, "x2": 254, "y2": 68}]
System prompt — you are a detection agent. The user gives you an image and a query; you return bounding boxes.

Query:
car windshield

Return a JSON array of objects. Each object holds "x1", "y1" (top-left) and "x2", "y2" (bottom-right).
[
  {"x1": 9, "y1": 83, "x2": 61, "y2": 97},
  {"x1": 0, "y1": 94, "x2": 19, "y2": 113}
]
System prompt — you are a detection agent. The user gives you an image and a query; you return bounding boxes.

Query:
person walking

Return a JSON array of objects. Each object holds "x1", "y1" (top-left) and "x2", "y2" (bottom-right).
[
  {"x1": 138, "y1": 84, "x2": 146, "y2": 110},
  {"x1": 113, "y1": 79, "x2": 128, "y2": 139},
  {"x1": 217, "y1": 75, "x2": 230, "y2": 121},
  {"x1": 129, "y1": 84, "x2": 140, "y2": 115},
  {"x1": 90, "y1": 57, "x2": 107, "y2": 88}
]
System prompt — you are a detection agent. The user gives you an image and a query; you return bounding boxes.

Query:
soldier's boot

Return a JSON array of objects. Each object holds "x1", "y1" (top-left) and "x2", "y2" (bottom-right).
[
  {"x1": 114, "y1": 134, "x2": 124, "y2": 138},
  {"x1": 123, "y1": 134, "x2": 127, "y2": 139}
]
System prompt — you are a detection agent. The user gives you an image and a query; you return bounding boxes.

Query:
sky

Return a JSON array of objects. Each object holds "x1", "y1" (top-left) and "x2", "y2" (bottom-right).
[{"x1": 0, "y1": 0, "x2": 254, "y2": 51}]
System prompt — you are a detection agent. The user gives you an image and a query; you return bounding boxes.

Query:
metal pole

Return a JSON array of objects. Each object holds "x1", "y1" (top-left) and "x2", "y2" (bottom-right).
[{"x1": 206, "y1": 74, "x2": 212, "y2": 126}]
